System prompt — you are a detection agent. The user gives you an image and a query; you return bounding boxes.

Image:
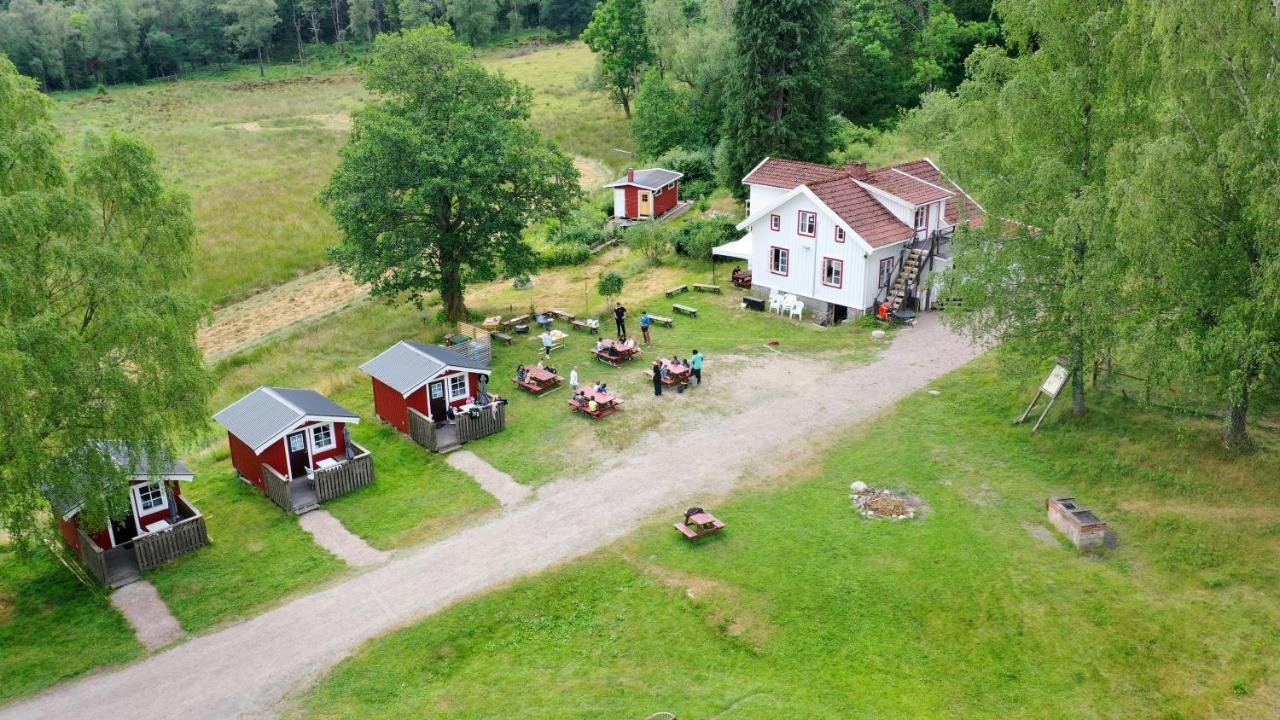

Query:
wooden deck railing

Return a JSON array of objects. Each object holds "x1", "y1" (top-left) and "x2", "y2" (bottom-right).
[
  {"x1": 315, "y1": 443, "x2": 375, "y2": 503},
  {"x1": 134, "y1": 497, "x2": 210, "y2": 571},
  {"x1": 262, "y1": 462, "x2": 294, "y2": 513},
  {"x1": 456, "y1": 403, "x2": 506, "y2": 444},
  {"x1": 76, "y1": 528, "x2": 110, "y2": 585},
  {"x1": 408, "y1": 407, "x2": 437, "y2": 449}
]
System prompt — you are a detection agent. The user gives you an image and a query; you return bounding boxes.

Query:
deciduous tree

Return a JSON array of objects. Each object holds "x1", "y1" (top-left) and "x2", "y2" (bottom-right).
[
  {"x1": 581, "y1": 0, "x2": 653, "y2": 117},
  {"x1": 630, "y1": 69, "x2": 692, "y2": 159},
  {"x1": 222, "y1": 0, "x2": 280, "y2": 76},
  {"x1": 322, "y1": 27, "x2": 580, "y2": 321}
]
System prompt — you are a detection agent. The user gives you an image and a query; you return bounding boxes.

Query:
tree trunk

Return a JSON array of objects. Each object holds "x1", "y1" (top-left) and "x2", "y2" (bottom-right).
[
  {"x1": 441, "y1": 265, "x2": 468, "y2": 322},
  {"x1": 620, "y1": 91, "x2": 631, "y2": 119},
  {"x1": 1222, "y1": 368, "x2": 1253, "y2": 448},
  {"x1": 1071, "y1": 341, "x2": 1086, "y2": 417},
  {"x1": 332, "y1": 0, "x2": 343, "y2": 40},
  {"x1": 293, "y1": 1, "x2": 306, "y2": 60},
  {"x1": 257, "y1": 46, "x2": 265, "y2": 77}
]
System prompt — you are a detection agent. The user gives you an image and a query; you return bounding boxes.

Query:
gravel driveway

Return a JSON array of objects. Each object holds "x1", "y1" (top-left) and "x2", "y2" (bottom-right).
[{"x1": 0, "y1": 314, "x2": 980, "y2": 720}]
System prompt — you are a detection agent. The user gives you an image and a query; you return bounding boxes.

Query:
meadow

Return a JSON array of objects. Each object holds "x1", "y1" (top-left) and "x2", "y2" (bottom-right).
[
  {"x1": 293, "y1": 358, "x2": 1280, "y2": 720},
  {"x1": 52, "y1": 42, "x2": 627, "y2": 309}
]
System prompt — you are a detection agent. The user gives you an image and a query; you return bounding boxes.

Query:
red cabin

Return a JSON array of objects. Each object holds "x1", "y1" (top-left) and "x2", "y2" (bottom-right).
[
  {"x1": 213, "y1": 387, "x2": 373, "y2": 513},
  {"x1": 361, "y1": 340, "x2": 504, "y2": 452},
  {"x1": 47, "y1": 445, "x2": 209, "y2": 587},
  {"x1": 606, "y1": 167, "x2": 684, "y2": 221}
]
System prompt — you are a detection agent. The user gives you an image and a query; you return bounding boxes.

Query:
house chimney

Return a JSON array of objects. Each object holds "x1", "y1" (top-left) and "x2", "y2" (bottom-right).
[
  {"x1": 626, "y1": 167, "x2": 635, "y2": 182},
  {"x1": 844, "y1": 160, "x2": 868, "y2": 179}
]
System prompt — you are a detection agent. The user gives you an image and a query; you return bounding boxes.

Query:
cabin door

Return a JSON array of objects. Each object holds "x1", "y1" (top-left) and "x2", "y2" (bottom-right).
[
  {"x1": 428, "y1": 380, "x2": 448, "y2": 421},
  {"x1": 286, "y1": 431, "x2": 310, "y2": 479},
  {"x1": 638, "y1": 191, "x2": 651, "y2": 217}
]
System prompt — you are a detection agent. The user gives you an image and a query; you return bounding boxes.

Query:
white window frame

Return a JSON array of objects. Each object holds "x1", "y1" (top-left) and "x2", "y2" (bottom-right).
[
  {"x1": 770, "y1": 246, "x2": 789, "y2": 275},
  {"x1": 133, "y1": 481, "x2": 168, "y2": 517},
  {"x1": 448, "y1": 374, "x2": 469, "y2": 401},
  {"x1": 821, "y1": 258, "x2": 843, "y2": 288},
  {"x1": 769, "y1": 214, "x2": 781, "y2": 232},
  {"x1": 914, "y1": 206, "x2": 928, "y2": 231},
  {"x1": 835, "y1": 226, "x2": 846, "y2": 243},
  {"x1": 310, "y1": 423, "x2": 336, "y2": 452},
  {"x1": 798, "y1": 210, "x2": 817, "y2": 237}
]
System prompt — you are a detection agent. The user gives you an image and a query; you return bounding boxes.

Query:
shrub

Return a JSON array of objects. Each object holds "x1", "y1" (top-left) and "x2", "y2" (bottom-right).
[
  {"x1": 596, "y1": 270, "x2": 624, "y2": 300},
  {"x1": 625, "y1": 222, "x2": 670, "y2": 262},
  {"x1": 672, "y1": 216, "x2": 738, "y2": 258},
  {"x1": 653, "y1": 146, "x2": 717, "y2": 199},
  {"x1": 539, "y1": 242, "x2": 592, "y2": 267}
]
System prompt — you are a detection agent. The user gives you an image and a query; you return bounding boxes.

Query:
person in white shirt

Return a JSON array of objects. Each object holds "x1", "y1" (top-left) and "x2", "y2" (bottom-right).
[{"x1": 569, "y1": 365, "x2": 579, "y2": 390}]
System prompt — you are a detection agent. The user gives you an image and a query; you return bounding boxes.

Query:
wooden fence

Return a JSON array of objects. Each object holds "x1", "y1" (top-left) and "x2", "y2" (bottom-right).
[
  {"x1": 76, "y1": 528, "x2": 109, "y2": 586},
  {"x1": 457, "y1": 404, "x2": 506, "y2": 444},
  {"x1": 451, "y1": 322, "x2": 493, "y2": 366},
  {"x1": 134, "y1": 499, "x2": 209, "y2": 571},
  {"x1": 262, "y1": 463, "x2": 294, "y2": 513},
  {"x1": 315, "y1": 443, "x2": 375, "y2": 503},
  {"x1": 408, "y1": 407, "x2": 437, "y2": 449}
]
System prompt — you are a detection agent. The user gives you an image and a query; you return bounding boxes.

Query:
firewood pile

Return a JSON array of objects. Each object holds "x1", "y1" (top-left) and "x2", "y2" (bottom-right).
[{"x1": 850, "y1": 482, "x2": 917, "y2": 520}]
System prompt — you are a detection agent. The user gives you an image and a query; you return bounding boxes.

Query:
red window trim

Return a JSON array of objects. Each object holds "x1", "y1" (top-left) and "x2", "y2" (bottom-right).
[
  {"x1": 834, "y1": 226, "x2": 846, "y2": 243},
  {"x1": 821, "y1": 257, "x2": 844, "y2": 288},
  {"x1": 797, "y1": 210, "x2": 817, "y2": 238},
  {"x1": 769, "y1": 246, "x2": 790, "y2": 276},
  {"x1": 769, "y1": 214, "x2": 781, "y2": 232}
]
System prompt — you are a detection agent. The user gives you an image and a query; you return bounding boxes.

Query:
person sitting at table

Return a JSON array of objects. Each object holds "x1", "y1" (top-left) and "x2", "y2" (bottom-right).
[
  {"x1": 545, "y1": 364, "x2": 557, "y2": 375},
  {"x1": 572, "y1": 389, "x2": 586, "y2": 406},
  {"x1": 587, "y1": 397, "x2": 599, "y2": 414},
  {"x1": 681, "y1": 357, "x2": 691, "y2": 369},
  {"x1": 659, "y1": 363, "x2": 671, "y2": 381},
  {"x1": 515, "y1": 365, "x2": 527, "y2": 382}
]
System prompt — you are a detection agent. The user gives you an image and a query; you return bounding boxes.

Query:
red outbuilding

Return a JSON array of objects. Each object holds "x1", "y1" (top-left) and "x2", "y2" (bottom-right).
[
  {"x1": 213, "y1": 386, "x2": 373, "y2": 513},
  {"x1": 606, "y1": 167, "x2": 684, "y2": 221}
]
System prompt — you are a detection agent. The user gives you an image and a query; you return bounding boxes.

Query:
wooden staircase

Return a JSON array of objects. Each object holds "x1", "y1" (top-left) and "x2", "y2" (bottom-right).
[{"x1": 887, "y1": 247, "x2": 929, "y2": 310}]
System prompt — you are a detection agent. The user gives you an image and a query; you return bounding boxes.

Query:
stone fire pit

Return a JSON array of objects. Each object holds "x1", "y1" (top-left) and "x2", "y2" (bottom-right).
[{"x1": 850, "y1": 482, "x2": 920, "y2": 520}]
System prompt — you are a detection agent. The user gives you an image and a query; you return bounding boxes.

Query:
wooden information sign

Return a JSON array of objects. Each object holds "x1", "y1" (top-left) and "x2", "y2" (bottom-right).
[{"x1": 1016, "y1": 360, "x2": 1073, "y2": 432}]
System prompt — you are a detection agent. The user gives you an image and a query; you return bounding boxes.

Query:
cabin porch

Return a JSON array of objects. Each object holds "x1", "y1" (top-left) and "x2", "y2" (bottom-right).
[
  {"x1": 261, "y1": 441, "x2": 374, "y2": 514},
  {"x1": 407, "y1": 401, "x2": 507, "y2": 453},
  {"x1": 75, "y1": 495, "x2": 210, "y2": 588}
]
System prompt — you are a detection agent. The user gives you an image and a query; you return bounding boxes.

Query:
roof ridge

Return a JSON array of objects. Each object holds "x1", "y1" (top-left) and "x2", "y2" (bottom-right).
[
  {"x1": 261, "y1": 386, "x2": 304, "y2": 415},
  {"x1": 889, "y1": 167, "x2": 955, "y2": 196}
]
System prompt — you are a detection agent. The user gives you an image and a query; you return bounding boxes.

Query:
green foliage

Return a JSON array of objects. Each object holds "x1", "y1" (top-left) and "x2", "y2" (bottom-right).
[
  {"x1": 580, "y1": 0, "x2": 653, "y2": 116},
  {"x1": 447, "y1": 0, "x2": 497, "y2": 45},
  {"x1": 221, "y1": 0, "x2": 281, "y2": 75},
  {"x1": 719, "y1": 0, "x2": 838, "y2": 198},
  {"x1": 623, "y1": 222, "x2": 669, "y2": 263},
  {"x1": 0, "y1": 57, "x2": 209, "y2": 545},
  {"x1": 540, "y1": 0, "x2": 598, "y2": 36},
  {"x1": 539, "y1": 242, "x2": 593, "y2": 266},
  {"x1": 652, "y1": 145, "x2": 716, "y2": 199},
  {"x1": 630, "y1": 69, "x2": 692, "y2": 159},
  {"x1": 596, "y1": 269, "x2": 624, "y2": 298},
  {"x1": 646, "y1": 0, "x2": 733, "y2": 146},
  {"x1": 321, "y1": 26, "x2": 581, "y2": 321},
  {"x1": 672, "y1": 215, "x2": 736, "y2": 258}
]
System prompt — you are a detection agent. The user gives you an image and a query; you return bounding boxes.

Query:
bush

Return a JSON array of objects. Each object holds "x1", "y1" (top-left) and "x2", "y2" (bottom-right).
[
  {"x1": 625, "y1": 222, "x2": 670, "y2": 263},
  {"x1": 596, "y1": 271, "x2": 624, "y2": 300},
  {"x1": 539, "y1": 242, "x2": 592, "y2": 267},
  {"x1": 653, "y1": 146, "x2": 717, "y2": 199},
  {"x1": 672, "y1": 216, "x2": 738, "y2": 258}
]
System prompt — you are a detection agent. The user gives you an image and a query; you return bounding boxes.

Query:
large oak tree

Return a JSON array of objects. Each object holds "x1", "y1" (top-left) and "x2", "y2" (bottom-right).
[{"x1": 0, "y1": 57, "x2": 208, "y2": 547}]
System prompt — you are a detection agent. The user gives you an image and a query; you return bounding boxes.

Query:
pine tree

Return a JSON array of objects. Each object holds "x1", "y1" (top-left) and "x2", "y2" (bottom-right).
[{"x1": 719, "y1": 0, "x2": 836, "y2": 197}]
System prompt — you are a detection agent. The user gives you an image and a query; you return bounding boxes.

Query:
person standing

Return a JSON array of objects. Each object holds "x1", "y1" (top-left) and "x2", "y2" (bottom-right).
[
  {"x1": 690, "y1": 349, "x2": 703, "y2": 385},
  {"x1": 651, "y1": 360, "x2": 663, "y2": 396},
  {"x1": 540, "y1": 329, "x2": 554, "y2": 358},
  {"x1": 614, "y1": 302, "x2": 627, "y2": 339},
  {"x1": 569, "y1": 365, "x2": 579, "y2": 390},
  {"x1": 640, "y1": 310, "x2": 652, "y2": 345}
]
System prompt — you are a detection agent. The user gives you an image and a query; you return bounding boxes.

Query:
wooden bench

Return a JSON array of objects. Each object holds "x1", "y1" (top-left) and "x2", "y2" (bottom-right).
[
  {"x1": 568, "y1": 397, "x2": 623, "y2": 419},
  {"x1": 592, "y1": 348, "x2": 639, "y2": 367},
  {"x1": 646, "y1": 314, "x2": 674, "y2": 328},
  {"x1": 546, "y1": 308, "x2": 576, "y2": 321},
  {"x1": 672, "y1": 303, "x2": 699, "y2": 317},
  {"x1": 665, "y1": 284, "x2": 689, "y2": 297},
  {"x1": 693, "y1": 283, "x2": 721, "y2": 293},
  {"x1": 493, "y1": 332, "x2": 514, "y2": 345},
  {"x1": 570, "y1": 319, "x2": 599, "y2": 334},
  {"x1": 513, "y1": 374, "x2": 563, "y2": 396},
  {"x1": 643, "y1": 369, "x2": 690, "y2": 386},
  {"x1": 500, "y1": 314, "x2": 531, "y2": 330}
]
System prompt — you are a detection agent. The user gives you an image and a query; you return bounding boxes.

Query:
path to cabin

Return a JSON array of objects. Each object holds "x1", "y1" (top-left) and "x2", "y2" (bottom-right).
[
  {"x1": 446, "y1": 450, "x2": 533, "y2": 507},
  {"x1": 0, "y1": 315, "x2": 981, "y2": 720}
]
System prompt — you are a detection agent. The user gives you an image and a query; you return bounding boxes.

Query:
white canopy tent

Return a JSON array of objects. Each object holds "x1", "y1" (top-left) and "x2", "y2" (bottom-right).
[{"x1": 711, "y1": 235, "x2": 752, "y2": 260}]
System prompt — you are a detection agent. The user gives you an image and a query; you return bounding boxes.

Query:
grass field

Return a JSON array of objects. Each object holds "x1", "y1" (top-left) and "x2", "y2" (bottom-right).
[
  {"x1": 52, "y1": 41, "x2": 625, "y2": 309},
  {"x1": 293, "y1": 357, "x2": 1280, "y2": 720}
]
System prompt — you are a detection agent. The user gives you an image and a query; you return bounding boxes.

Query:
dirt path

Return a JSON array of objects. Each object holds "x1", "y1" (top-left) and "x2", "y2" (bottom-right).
[{"x1": 2, "y1": 316, "x2": 982, "y2": 720}]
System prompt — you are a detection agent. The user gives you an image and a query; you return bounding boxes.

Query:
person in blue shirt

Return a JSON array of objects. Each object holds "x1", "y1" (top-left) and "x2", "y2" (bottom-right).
[
  {"x1": 690, "y1": 349, "x2": 704, "y2": 385},
  {"x1": 640, "y1": 310, "x2": 652, "y2": 345}
]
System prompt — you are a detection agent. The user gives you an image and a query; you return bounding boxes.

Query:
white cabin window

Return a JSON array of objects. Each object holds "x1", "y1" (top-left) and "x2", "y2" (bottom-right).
[
  {"x1": 822, "y1": 258, "x2": 843, "y2": 288},
  {"x1": 770, "y1": 246, "x2": 789, "y2": 275},
  {"x1": 834, "y1": 226, "x2": 846, "y2": 243},
  {"x1": 133, "y1": 482, "x2": 168, "y2": 515},
  {"x1": 914, "y1": 206, "x2": 928, "y2": 231},
  {"x1": 311, "y1": 423, "x2": 335, "y2": 451},
  {"x1": 798, "y1": 211, "x2": 817, "y2": 237},
  {"x1": 448, "y1": 374, "x2": 469, "y2": 400},
  {"x1": 769, "y1": 214, "x2": 781, "y2": 232}
]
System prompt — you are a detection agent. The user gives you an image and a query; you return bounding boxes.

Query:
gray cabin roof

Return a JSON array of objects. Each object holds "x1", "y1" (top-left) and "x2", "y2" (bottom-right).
[
  {"x1": 360, "y1": 340, "x2": 491, "y2": 396},
  {"x1": 44, "y1": 443, "x2": 194, "y2": 518},
  {"x1": 605, "y1": 168, "x2": 684, "y2": 190},
  {"x1": 213, "y1": 386, "x2": 360, "y2": 454}
]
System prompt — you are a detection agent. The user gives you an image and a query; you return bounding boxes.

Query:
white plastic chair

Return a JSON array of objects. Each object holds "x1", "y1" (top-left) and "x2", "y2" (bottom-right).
[
  {"x1": 769, "y1": 293, "x2": 784, "y2": 314},
  {"x1": 787, "y1": 300, "x2": 804, "y2": 320}
]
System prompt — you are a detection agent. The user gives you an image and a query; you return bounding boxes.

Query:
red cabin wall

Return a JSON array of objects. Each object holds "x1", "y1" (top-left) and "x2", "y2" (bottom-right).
[
  {"x1": 372, "y1": 378, "x2": 409, "y2": 432},
  {"x1": 407, "y1": 385, "x2": 429, "y2": 416},
  {"x1": 624, "y1": 187, "x2": 638, "y2": 218},
  {"x1": 654, "y1": 181, "x2": 679, "y2": 216},
  {"x1": 259, "y1": 437, "x2": 288, "y2": 479},
  {"x1": 228, "y1": 432, "x2": 265, "y2": 488},
  {"x1": 58, "y1": 517, "x2": 81, "y2": 552}
]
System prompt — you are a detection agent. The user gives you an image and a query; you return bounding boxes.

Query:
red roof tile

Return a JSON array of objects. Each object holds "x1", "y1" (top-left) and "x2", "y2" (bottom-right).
[
  {"x1": 863, "y1": 168, "x2": 953, "y2": 205},
  {"x1": 743, "y1": 158, "x2": 848, "y2": 188},
  {"x1": 808, "y1": 177, "x2": 915, "y2": 248},
  {"x1": 890, "y1": 159, "x2": 986, "y2": 228}
]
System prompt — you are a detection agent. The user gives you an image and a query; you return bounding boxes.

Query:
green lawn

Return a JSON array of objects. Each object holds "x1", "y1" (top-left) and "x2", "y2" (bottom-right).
[
  {"x1": 0, "y1": 547, "x2": 142, "y2": 703},
  {"x1": 294, "y1": 357, "x2": 1280, "y2": 719}
]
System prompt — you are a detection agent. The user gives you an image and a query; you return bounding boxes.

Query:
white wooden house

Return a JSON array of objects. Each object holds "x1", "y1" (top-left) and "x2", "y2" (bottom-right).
[{"x1": 714, "y1": 157, "x2": 984, "y2": 322}]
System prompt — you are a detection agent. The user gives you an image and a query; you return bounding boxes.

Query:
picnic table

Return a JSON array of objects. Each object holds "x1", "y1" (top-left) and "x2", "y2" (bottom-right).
[
  {"x1": 644, "y1": 359, "x2": 692, "y2": 386},
  {"x1": 731, "y1": 270, "x2": 752, "y2": 289},
  {"x1": 673, "y1": 303, "x2": 699, "y2": 317},
  {"x1": 567, "y1": 386, "x2": 623, "y2": 419},
  {"x1": 592, "y1": 338, "x2": 642, "y2": 366},
  {"x1": 646, "y1": 314, "x2": 674, "y2": 328},
  {"x1": 500, "y1": 314, "x2": 531, "y2": 330},
  {"x1": 481, "y1": 315, "x2": 503, "y2": 330},
  {"x1": 570, "y1": 318, "x2": 600, "y2": 334},
  {"x1": 674, "y1": 507, "x2": 724, "y2": 540},
  {"x1": 693, "y1": 283, "x2": 721, "y2": 293},
  {"x1": 665, "y1": 284, "x2": 689, "y2": 298},
  {"x1": 512, "y1": 366, "x2": 563, "y2": 395}
]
